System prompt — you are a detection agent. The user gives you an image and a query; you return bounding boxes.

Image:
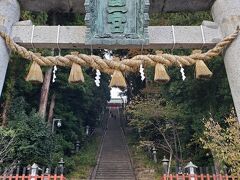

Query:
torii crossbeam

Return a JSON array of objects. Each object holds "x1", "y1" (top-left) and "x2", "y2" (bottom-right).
[
  {"x1": 0, "y1": 0, "x2": 240, "y2": 120},
  {"x1": 11, "y1": 24, "x2": 222, "y2": 49}
]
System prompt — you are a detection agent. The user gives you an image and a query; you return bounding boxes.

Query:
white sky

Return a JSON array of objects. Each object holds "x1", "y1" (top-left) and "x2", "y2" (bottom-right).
[
  {"x1": 110, "y1": 87, "x2": 127, "y2": 103},
  {"x1": 104, "y1": 50, "x2": 127, "y2": 102},
  {"x1": 110, "y1": 87, "x2": 122, "y2": 98}
]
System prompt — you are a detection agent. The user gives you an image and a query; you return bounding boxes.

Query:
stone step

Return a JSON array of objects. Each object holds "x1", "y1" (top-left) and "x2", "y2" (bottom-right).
[
  {"x1": 98, "y1": 161, "x2": 130, "y2": 164},
  {"x1": 96, "y1": 170, "x2": 134, "y2": 172},
  {"x1": 95, "y1": 176, "x2": 135, "y2": 179},
  {"x1": 98, "y1": 167, "x2": 132, "y2": 169},
  {"x1": 95, "y1": 178, "x2": 135, "y2": 180},
  {"x1": 91, "y1": 111, "x2": 136, "y2": 180},
  {"x1": 95, "y1": 175, "x2": 135, "y2": 178},
  {"x1": 97, "y1": 168, "x2": 132, "y2": 170},
  {"x1": 96, "y1": 173, "x2": 134, "y2": 176},
  {"x1": 95, "y1": 170, "x2": 134, "y2": 174},
  {"x1": 96, "y1": 172, "x2": 134, "y2": 174},
  {"x1": 97, "y1": 165, "x2": 132, "y2": 169}
]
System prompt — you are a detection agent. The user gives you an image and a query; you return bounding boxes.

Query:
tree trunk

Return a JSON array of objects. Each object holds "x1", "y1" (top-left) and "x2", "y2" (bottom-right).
[
  {"x1": 39, "y1": 14, "x2": 57, "y2": 119},
  {"x1": 1, "y1": 59, "x2": 17, "y2": 127},
  {"x1": 172, "y1": 122, "x2": 179, "y2": 167},
  {"x1": 1, "y1": 100, "x2": 10, "y2": 127},
  {"x1": 39, "y1": 68, "x2": 52, "y2": 119},
  {"x1": 47, "y1": 93, "x2": 56, "y2": 125}
]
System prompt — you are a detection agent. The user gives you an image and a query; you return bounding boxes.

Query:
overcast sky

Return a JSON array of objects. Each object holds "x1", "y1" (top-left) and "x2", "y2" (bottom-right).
[{"x1": 110, "y1": 87, "x2": 122, "y2": 98}]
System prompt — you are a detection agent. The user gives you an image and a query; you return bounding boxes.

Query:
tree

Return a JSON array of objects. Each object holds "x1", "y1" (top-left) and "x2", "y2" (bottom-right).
[
  {"x1": 200, "y1": 111, "x2": 240, "y2": 174},
  {"x1": 127, "y1": 90, "x2": 184, "y2": 169},
  {"x1": 8, "y1": 97, "x2": 54, "y2": 166},
  {"x1": 124, "y1": 10, "x2": 235, "y2": 167},
  {"x1": 39, "y1": 67, "x2": 52, "y2": 118},
  {"x1": 0, "y1": 127, "x2": 16, "y2": 166}
]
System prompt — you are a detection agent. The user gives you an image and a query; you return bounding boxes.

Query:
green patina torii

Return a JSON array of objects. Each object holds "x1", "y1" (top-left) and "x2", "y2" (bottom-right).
[{"x1": 107, "y1": 0, "x2": 128, "y2": 33}]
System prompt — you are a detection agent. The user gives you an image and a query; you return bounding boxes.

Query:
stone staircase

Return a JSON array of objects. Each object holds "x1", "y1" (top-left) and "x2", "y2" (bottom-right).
[{"x1": 91, "y1": 109, "x2": 136, "y2": 180}]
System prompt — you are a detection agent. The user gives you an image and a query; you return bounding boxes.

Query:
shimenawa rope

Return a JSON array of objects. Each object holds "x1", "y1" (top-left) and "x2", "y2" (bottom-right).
[{"x1": 0, "y1": 27, "x2": 239, "y2": 88}]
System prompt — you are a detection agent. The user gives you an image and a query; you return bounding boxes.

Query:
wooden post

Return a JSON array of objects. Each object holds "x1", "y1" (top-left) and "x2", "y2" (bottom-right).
[
  {"x1": 40, "y1": 173, "x2": 44, "y2": 180},
  {"x1": 9, "y1": 169, "x2": 13, "y2": 180},
  {"x1": 60, "y1": 174, "x2": 64, "y2": 180},
  {"x1": 194, "y1": 174, "x2": 198, "y2": 180},
  {"x1": 16, "y1": 167, "x2": 20, "y2": 180},
  {"x1": 206, "y1": 173, "x2": 210, "y2": 180},
  {"x1": 163, "y1": 174, "x2": 167, "y2": 180},
  {"x1": 33, "y1": 168, "x2": 38, "y2": 180},
  {"x1": 225, "y1": 174, "x2": 229, "y2": 180},
  {"x1": 199, "y1": 167, "x2": 204, "y2": 180},
  {"x1": 54, "y1": 167, "x2": 57, "y2": 180},
  {"x1": 219, "y1": 174, "x2": 223, "y2": 180},
  {"x1": 3, "y1": 168, "x2": 7, "y2": 180},
  {"x1": 22, "y1": 167, "x2": 26, "y2": 180},
  {"x1": 40, "y1": 167, "x2": 45, "y2": 180},
  {"x1": 0, "y1": 0, "x2": 20, "y2": 96},
  {"x1": 60, "y1": 164, "x2": 64, "y2": 180},
  {"x1": 182, "y1": 174, "x2": 185, "y2": 180},
  {"x1": 213, "y1": 173, "x2": 216, "y2": 180},
  {"x1": 47, "y1": 167, "x2": 51, "y2": 180}
]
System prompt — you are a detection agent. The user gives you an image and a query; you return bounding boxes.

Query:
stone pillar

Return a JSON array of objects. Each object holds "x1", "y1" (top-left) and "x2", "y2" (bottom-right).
[
  {"x1": 0, "y1": 0, "x2": 20, "y2": 96},
  {"x1": 212, "y1": 0, "x2": 240, "y2": 120}
]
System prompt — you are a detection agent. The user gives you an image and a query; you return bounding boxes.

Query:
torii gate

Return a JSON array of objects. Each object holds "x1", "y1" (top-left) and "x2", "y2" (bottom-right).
[{"x1": 0, "y1": 0, "x2": 240, "y2": 119}]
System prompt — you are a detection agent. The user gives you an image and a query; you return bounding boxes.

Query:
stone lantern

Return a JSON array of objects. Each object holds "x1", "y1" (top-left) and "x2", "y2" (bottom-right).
[
  {"x1": 30, "y1": 163, "x2": 39, "y2": 180},
  {"x1": 152, "y1": 146, "x2": 157, "y2": 163},
  {"x1": 43, "y1": 168, "x2": 50, "y2": 180},
  {"x1": 86, "y1": 125, "x2": 90, "y2": 136},
  {"x1": 75, "y1": 140, "x2": 80, "y2": 152},
  {"x1": 138, "y1": 128, "x2": 142, "y2": 138},
  {"x1": 185, "y1": 161, "x2": 198, "y2": 180},
  {"x1": 58, "y1": 158, "x2": 65, "y2": 174},
  {"x1": 58, "y1": 158, "x2": 65, "y2": 168},
  {"x1": 161, "y1": 156, "x2": 169, "y2": 174}
]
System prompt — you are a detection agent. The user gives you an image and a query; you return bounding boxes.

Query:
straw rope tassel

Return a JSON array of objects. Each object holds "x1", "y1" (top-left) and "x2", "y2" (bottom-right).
[
  {"x1": 154, "y1": 50, "x2": 170, "y2": 83},
  {"x1": 193, "y1": 50, "x2": 213, "y2": 80},
  {"x1": 68, "y1": 52, "x2": 85, "y2": 83},
  {"x1": 109, "y1": 70, "x2": 127, "y2": 89},
  {"x1": 25, "y1": 53, "x2": 43, "y2": 83},
  {"x1": 0, "y1": 28, "x2": 238, "y2": 83},
  {"x1": 154, "y1": 63, "x2": 170, "y2": 83}
]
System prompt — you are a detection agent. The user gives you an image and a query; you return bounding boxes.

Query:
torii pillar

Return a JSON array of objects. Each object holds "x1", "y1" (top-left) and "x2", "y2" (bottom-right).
[
  {"x1": 0, "y1": 0, "x2": 20, "y2": 94},
  {"x1": 212, "y1": 0, "x2": 240, "y2": 120}
]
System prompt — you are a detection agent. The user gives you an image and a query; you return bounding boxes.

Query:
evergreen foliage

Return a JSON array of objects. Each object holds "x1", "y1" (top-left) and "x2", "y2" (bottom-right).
[
  {"x1": 0, "y1": 11, "x2": 110, "y2": 170},
  {"x1": 8, "y1": 97, "x2": 53, "y2": 166},
  {"x1": 0, "y1": 9, "x2": 236, "y2": 174},
  {"x1": 126, "y1": 11, "x2": 234, "y2": 168}
]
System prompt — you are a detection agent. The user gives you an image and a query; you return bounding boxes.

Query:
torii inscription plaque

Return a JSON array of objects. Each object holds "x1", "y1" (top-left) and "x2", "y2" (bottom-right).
[{"x1": 84, "y1": 0, "x2": 150, "y2": 45}]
